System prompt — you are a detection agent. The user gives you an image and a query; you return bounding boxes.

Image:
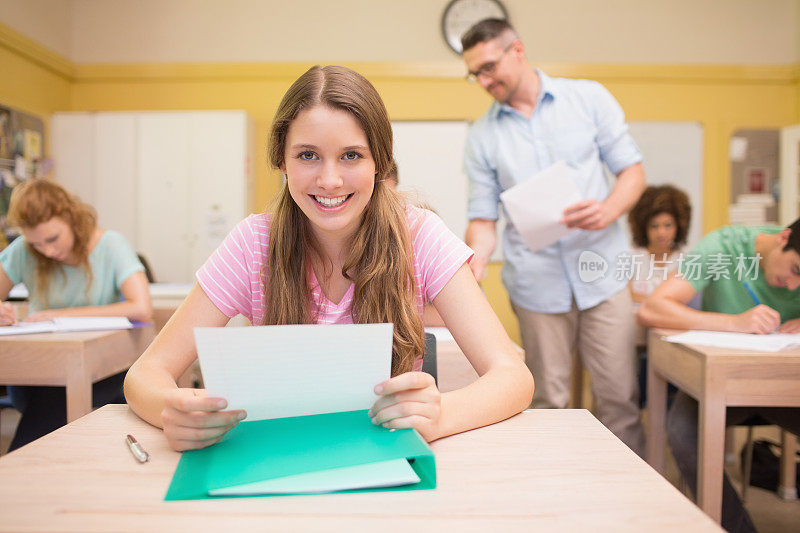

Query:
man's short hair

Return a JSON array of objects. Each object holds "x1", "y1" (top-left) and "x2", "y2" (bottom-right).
[
  {"x1": 461, "y1": 18, "x2": 516, "y2": 53},
  {"x1": 783, "y1": 218, "x2": 800, "y2": 255}
]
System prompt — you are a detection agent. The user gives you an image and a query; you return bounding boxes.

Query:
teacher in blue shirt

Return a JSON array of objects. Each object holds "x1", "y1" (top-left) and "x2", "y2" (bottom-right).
[{"x1": 461, "y1": 18, "x2": 646, "y2": 455}]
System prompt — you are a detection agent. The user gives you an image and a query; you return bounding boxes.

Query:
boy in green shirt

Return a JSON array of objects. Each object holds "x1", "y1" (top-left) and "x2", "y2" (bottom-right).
[{"x1": 639, "y1": 220, "x2": 800, "y2": 533}]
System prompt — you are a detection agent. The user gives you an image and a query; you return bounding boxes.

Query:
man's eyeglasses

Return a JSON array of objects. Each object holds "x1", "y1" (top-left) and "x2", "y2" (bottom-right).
[{"x1": 465, "y1": 42, "x2": 514, "y2": 84}]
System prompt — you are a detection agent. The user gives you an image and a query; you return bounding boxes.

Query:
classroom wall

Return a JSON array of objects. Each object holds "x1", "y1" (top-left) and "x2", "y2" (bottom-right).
[
  {"x1": 4, "y1": 0, "x2": 798, "y2": 65},
  {"x1": 0, "y1": 23, "x2": 71, "y2": 126},
  {"x1": 0, "y1": 0, "x2": 71, "y2": 58},
  {"x1": 2, "y1": 2, "x2": 800, "y2": 343}
]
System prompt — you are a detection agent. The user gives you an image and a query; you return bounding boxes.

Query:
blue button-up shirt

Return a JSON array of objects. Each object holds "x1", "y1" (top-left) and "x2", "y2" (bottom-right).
[{"x1": 465, "y1": 69, "x2": 642, "y2": 313}]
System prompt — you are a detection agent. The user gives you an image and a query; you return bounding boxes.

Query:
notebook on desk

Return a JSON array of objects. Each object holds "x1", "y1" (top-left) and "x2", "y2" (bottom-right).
[
  {"x1": 164, "y1": 323, "x2": 436, "y2": 500},
  {"x1": 664, "y1": 330, "x2": 800, "y2": 352},
  {"x1": 0, "y1": 317, "x2": 133, "y2": 336}
]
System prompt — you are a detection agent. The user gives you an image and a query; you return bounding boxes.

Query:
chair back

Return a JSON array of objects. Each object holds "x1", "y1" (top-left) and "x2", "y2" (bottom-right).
[
  {"x1": 422, "y1": 332, "x2": 438, "y2": 386},
  {"x1": 137, "y1": 253, "x2": 156, "y2": 283}
]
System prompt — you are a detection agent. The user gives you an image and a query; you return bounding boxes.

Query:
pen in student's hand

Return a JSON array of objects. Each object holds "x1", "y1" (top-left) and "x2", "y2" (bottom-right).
[
  {"x1": 743, "y1": 281, "x2": 761, "y2": 306},
  {"x1": 126, "y1": 434, "x2": 149, "y2": 463}
]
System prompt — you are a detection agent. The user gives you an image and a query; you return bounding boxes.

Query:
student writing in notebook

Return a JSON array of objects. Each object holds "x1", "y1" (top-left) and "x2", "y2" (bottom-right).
[
  {"x1": 638, "y1": 219, "x2": 800, "y2": 533},
  {"x1": 124, "y1": 65, "x2": 534, "y2": 451},
  {"x1": 0, "y1": 179, "x2": 152, "y2": 450}
]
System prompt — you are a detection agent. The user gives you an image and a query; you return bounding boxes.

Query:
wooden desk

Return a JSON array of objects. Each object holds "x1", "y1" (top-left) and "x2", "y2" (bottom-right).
[
  {"x1": 0, "y1": 327, "x2": 154, "y2": 422},
  {"x1": 436, "y1": 337, "x2": 479, "y2": 393},
  {"x1": 152, "y1": 298, "x2": 186, "y2": 331},
  {"x1": 646, "y1": 329, "x2": 800, "y2": 522},
  {"x1": 0, "y1": 405, "x2": 720, "y2": 532}
]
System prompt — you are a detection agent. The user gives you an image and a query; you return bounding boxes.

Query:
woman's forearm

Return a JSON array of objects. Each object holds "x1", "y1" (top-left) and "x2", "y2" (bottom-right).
[
  {"x1": 124, "y1": 359, "x2": 180, "y2": 428},
  {"x1": 433, "y1": 358, "x2": 533, "y2": 441}
]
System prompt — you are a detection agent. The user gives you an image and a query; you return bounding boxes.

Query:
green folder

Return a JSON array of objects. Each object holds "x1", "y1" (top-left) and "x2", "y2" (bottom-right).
[{"x1": 165, "y1": 409, "x2": 436, "y2": 500}]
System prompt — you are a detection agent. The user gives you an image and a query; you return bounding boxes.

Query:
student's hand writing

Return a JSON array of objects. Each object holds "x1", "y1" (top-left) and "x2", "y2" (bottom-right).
[
  {"x1": 369, "y1": 372, "x2": 441, "y2": 442},
  {"x1": 161, "y1": 388, "x2": 247, "y2": 451},
  {"x1": 561, "y1": 199, "x2": 614, "y2": 230},
  {"x1": 777, "y1": 317, "x2": 800, "y2": 333},
  {"x1": 0, "y1": 302, "x2": 17, "y2": 326},
  {"x1": 731, "y1": 305, "x2": 781, "y2": 334}
]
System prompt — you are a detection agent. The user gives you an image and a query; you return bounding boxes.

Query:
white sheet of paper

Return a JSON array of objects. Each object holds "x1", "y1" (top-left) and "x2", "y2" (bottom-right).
[
  {"x1": 149, "y1": 282, "x2": 194, "y2": 299},
  {"x1": 500, "y1": 160, "x2": 582, "y2": 252},
  {"x1": 208, "y1": 458, "x2": 419, "y2": 496},
  {"x1": 665, "y1": 330, "x2": 800, "y2": 352},
  {"x1": 0, "y1": 317, "x2": 132, "y2": 336},
  {"x1": 194, "y1": 323, "x2": 393, "y2": 421},
  {"x1": 0, "y1": 321, "x2": 55, "y2": 336},
  {"x1": 8, "y1": 283, "x2": 28, "y2": 299},
  {"x1": 424, "y1": 327, "x2": 453, "y2": 343},
  {"x1": 50, "y1": 317, "x2": 132, "y2": 332}
]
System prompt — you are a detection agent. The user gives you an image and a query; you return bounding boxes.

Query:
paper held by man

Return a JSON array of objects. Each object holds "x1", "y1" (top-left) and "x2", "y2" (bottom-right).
[{"x1": 500, "y1": 160, "x2": 582, "y2": 252}]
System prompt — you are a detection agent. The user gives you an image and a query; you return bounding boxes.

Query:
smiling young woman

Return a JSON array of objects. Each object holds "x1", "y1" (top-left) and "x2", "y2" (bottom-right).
[{"x1": 124, "y1": 65, "x2": 533, "y2": 452}]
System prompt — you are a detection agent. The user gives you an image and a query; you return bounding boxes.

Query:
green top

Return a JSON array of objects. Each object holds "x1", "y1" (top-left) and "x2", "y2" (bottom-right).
[
  {"x1": 0, "y1": 230, "x2": 143, "y2": 313},
  {"x1": 679, "y1": 225, "x2": 800, "y2": 322}
]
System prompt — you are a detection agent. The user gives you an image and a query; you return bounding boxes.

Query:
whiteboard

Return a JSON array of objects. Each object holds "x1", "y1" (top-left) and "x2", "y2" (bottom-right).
[
  {"x1": 626, "y1": 121, "x2": 704, "y2": 251},
  {"x1": 392, "y1": 120, "x2": 704, "y2": 257},
  {"x1": 391, "y1": 121, "x2": 471, "y2": 245}
]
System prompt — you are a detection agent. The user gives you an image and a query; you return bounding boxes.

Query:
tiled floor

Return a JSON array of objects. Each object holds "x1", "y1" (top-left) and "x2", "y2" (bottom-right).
[{"x1": 0, "y1": 406, "x2": 797, "y2": 531}]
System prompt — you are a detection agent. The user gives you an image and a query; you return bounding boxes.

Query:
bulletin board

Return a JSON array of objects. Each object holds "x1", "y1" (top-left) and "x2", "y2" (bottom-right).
[{"x1": 0, "y1": 103, "x2": 47, "y2": 247}]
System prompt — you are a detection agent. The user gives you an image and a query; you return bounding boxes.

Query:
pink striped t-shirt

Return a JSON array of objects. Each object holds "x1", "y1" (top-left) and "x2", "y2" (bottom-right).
[{"x1": 196, "y1": 205, "x2": 473, "y2": 369}]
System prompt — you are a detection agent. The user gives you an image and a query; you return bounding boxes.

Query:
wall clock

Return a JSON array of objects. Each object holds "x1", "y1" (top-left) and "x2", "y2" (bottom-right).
[{"x1": 441, "y1": 0, "x2": 508, "y2": 55}]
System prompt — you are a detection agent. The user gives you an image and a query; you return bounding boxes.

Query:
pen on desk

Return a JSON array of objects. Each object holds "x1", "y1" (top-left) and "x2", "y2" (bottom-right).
[
  {"x1": 743, "y1": 281, "x2": 761, "y2": 306},
  {"x1": 126, "y1": 434, "x2": 149, "y2": 463}
]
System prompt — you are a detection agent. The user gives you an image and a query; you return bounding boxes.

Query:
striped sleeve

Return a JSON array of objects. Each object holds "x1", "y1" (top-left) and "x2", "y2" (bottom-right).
[
  {"x1": 410, "y1": 207, "x2": 474, "y2": 302},
  {"x1": 196, "y1": 215, "x2": 263, "y2": 320}
]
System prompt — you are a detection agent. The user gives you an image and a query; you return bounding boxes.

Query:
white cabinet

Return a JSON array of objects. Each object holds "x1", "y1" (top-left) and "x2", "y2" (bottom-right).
[{"x1": 51, "y1": 111, "x2": 254, "y2": 283}]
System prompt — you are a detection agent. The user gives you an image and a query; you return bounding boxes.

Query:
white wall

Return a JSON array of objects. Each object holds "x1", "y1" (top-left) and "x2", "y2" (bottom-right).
[{"x1": 0, "y1": 0, "x2": 798, "y2": 65}]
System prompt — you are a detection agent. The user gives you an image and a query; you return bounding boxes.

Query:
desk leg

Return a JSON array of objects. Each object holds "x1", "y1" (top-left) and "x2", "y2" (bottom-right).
[
  {"x1": 778, "y1": 430, "x2": 798, "y2": 501},
  {"x1": 646, "y1": 361, "x2": 667, "y2": 474},
  {"x1": 697, "y1": 381, "x2": 726, "y2": 523},
  {"x1": 65, "y1": 352, "x2": 92, "y2": 423}
]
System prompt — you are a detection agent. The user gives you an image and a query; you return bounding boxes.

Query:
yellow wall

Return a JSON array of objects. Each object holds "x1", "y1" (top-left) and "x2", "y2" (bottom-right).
[
  {"x1": 3, "y1": 25, "x2": 800, "y2": 343},
  {"x1": 0, "y1": 24, "x2": 71, "y2": 139}
]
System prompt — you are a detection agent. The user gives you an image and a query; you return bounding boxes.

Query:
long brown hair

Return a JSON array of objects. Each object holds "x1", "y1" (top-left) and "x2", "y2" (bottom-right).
[
  {"x1": 266, "y1": 65, "x2": 424, "y2": 376},
  {"x1": 7, "y1": 179, "x2": 97, "y2": 306}
]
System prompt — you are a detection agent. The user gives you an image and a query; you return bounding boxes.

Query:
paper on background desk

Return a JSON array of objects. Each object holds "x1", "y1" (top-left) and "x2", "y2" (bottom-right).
[
  {"x1": 665, "y1": 330, "x2": 800, "y2": 352},
  {"x1": 500, "y1": 160, "x2": 582, "y2": 252},
  {"x1": 0, "y1": 317, "x2": 132, "y2": 336},
  {"x1": 194, "y1": 323, "x2": 393, "y2": 421},
  {"x1": 424, "y1": 327, "x2": 454, "y2": 343}
]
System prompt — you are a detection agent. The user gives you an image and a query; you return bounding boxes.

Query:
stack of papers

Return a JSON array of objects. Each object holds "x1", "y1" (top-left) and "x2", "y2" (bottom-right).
[
  {"x1": 0, "y1": 317, "x2": 133, "y2": 336},
  {"x1": 165, "y1": 323, "x2": 436, "y2": 500},
  {"x1": 664, "y1": 330, "x2": 800, "y2": 352}
]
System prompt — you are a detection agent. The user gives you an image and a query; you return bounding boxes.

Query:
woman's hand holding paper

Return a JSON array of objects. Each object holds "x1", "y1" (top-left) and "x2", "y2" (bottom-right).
[
  {"x1": 369, "y1": 371, "x2": 442, "y2": 442},
  {"x1": 161, "y1": 388, "x2": 246, "y2": 451}
]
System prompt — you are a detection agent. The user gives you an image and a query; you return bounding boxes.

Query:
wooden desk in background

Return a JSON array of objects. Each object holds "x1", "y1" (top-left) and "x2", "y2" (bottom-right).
[
  {"x1": 435, "y1": 335, "x2": 479, "y2": 393},
  {"x1": 0, "y1": 326, "x2": 154, "y2": 422},
  {"x1": 646, "y1": 329, "x2": 800, "y2": 522},
  {"x1": 0, "y1": 405, "x2": 720, "y2": 532}
]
